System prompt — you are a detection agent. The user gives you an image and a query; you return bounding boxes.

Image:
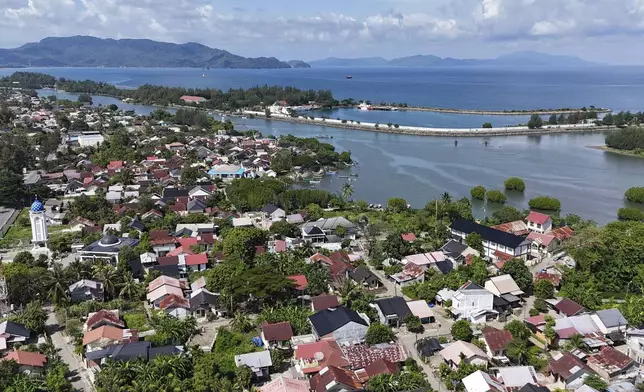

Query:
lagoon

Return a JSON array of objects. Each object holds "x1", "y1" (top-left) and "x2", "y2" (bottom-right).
[{"x1": 17, "y1": 66, "x2": 644, "y2": 223}]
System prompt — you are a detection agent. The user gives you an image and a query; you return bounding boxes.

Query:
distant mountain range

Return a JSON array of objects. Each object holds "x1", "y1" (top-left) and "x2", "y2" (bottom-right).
[
  {"x1": 309, "y1": 51, "x2": 595, "y2": 67},
  {"x1": 0, "y1": 36, "x2": 310, "y2": 69}
]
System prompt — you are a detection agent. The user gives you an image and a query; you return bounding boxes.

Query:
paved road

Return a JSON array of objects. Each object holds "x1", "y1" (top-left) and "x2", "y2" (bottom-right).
[
  {"x1": 45, "y1": 309, "x2": 93, "y2": 392},
  {"x1": 398, "y1": 324, "x2": 451, "y2": 392}
]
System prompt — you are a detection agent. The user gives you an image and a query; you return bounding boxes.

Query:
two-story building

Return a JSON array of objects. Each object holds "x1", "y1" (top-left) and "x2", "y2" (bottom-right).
[
  {"x1": 451, "y1": 282, "x2": 496, "y2": 324},
  {"x1": 450, "y1": 220, "x2": 531, "y2": 261},
  {"x1": 526, "y1": 211, "x2": 553, "y2": 234}
]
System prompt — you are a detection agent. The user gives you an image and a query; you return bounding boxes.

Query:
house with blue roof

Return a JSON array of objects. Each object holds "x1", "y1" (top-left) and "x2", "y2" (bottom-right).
[{"x1": 207, "y1": 164, "x2": 245, "y2": 180}]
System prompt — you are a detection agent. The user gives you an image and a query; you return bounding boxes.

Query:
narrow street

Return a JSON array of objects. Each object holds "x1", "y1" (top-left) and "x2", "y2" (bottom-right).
[{"x1": 45, "y1": 308, "x2": 93, "y2": 392}]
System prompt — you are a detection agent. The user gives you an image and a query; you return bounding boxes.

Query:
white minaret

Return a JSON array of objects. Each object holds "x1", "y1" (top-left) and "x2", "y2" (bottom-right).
[{"x1": 29, "y1": 197, "x2": 49, "y2": 248}]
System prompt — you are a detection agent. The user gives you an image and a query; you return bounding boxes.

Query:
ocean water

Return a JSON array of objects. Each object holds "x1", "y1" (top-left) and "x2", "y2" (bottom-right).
[{"x1": 7, "y1": 66, "x2": 644, "y2": 223}]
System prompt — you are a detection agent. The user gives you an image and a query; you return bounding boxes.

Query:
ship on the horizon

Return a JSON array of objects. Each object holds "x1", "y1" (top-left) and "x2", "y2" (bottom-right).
[{"x1": 345, "y1": 75, "x2": 352, "y2": 79}]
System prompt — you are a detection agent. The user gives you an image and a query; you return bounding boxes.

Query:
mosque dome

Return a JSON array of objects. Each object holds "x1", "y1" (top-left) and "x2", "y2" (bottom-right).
[
  {"x1": 30, "y1": 199, "x2": 45, "y2": 212},
  {"x1": 98, "y1": 234, "x2": 121, "y2": 247}
]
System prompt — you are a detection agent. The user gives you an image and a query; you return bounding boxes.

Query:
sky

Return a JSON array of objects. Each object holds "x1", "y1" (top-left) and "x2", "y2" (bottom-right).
[{"x1": 2, "y1": 0, "x2": 644, "y2": 64}]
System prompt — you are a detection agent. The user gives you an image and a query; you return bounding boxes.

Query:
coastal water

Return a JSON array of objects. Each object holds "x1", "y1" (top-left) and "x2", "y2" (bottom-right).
[{"x1": 9, "y1": 66, "x2": 644, "y2": 223}]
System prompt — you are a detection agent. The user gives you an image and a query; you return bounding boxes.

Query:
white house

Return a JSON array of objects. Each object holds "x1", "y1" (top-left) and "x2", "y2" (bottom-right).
[
  {"x1": 626, "y1": 328, "x2": 644, "y2": 365},
  {"x1": 462, "y1": 370, "x2": 504, "y2": 392},
  {"x1": 451, "y1": 282, "x2": 495, "y2": 324},
  {"x1": 526, "y1": 211, "x2": 553, "y2": 234},
  {"x1": 450, "y1": 220, "x2": 531, "y2": 261},
  {"x1": 439, "y1": 340, "x2": 488, "y2": 368},
  {"x1": 590, "y1": 309, "x2": 628, "y2": 335}
]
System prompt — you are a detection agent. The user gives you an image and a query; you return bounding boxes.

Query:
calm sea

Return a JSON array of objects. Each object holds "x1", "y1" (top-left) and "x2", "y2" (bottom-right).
[{"x1": 6, "y1": 66, "x2": 644, "y2": 223}]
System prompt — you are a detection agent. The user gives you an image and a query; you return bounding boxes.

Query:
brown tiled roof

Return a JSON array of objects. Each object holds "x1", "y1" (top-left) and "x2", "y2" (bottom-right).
[
  {"x1": 2, "y1": 350, "x2": 47, "y2": 367},
  {"x1": 86, "y1": 310, "x2": 124, "y2": 330},
  {"x1": 310, "y1": 366, "x2": 362, "y2": 392},
  {"x1": 261, "y1": 322, "x2": 294, "y2": 341},
  {"x1": 483, "y1": 329, "x2": 513, "y2": 352},
  {"x1": 157, "y1": 256, "x2": 179, "y2": 266},
  {"x1": 551, "y1": 226, "x2": 575, "y2": 240},
  {"x1": 588, "y1": 346, "x2": 634, "y2": 371},
  {"x1": 548, "y1": 352, "x2": 586, "y2": 379},
  {"x1": 82, "y1": 325, "x2": 124, "y2": 345},
  {"x1": 363, "y1": 358, "x2": 398, "y2": 377},
  {"x1": 158, "y1": 294, "x2": 190, "y2": 310},
  {"x1": 555, "y1": 298, "x2": 585, "y2": 316},
  {"x1": 311, "y1": 295, "x2": 340, "y2": 311}
]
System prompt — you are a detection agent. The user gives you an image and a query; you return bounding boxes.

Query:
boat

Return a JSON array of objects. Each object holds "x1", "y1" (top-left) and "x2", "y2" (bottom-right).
[
  {"x1": 350, "y1": 173, "x2": 359, "y2": 177},
  {"x1": 326, "y1": 170, "x2": 338, "y2": 175},
  {"x1": 202, "y1": 73, "x2": 206, "y2": 77},
  {"x1": 309, "y1": 179, "x2": 322, "y2": 184},
  {"x1": 346, "y1": 75, "x2": 353, "y2": 79}
]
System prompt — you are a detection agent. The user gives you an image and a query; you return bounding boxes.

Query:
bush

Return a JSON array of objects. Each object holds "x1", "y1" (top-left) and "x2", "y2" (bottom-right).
[
  {"x1": 366, "y1": 323, "x2": 395, "y2": 344},
  {"x1": 451, "y1": 320, "x2": 473, "y2": 341},
  {"x1": 606, "y1": 127, "x2": 644, "y2": 150},
  {"x1": 529, "y1": 196, "x2": 561, "y2": 211},
  {"x1": 470, "y1": 185, "x2": 486, "y2": 200},
  {"x1": 529, "y1": 308, "x2": 540, "y2": 317},
  {"x1": 482, "y1": 122, "x2": 493, "y2": 128},
  {"x1": 504, "y1": 177, "x2": 526, "y2": 192},
  {"x1": 625, "y1": 187, "x2": 644, "y2": 204},
  {"x1": 486, "y1": 190, "x2": 506, "y2": 204},
  {"x1": 527, "y1": 114, "x2": 543, "y2": 129},
  {"x1": 618, "y1": 207, "x2": 644, "y2": 221},
  {"x1": 404, "y1": 314, "x2": 424, "y2": 333}
]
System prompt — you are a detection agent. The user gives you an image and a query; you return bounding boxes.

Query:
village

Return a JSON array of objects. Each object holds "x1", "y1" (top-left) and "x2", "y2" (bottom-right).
[{"x1": 0, "y1": 86, "x2": 643, "y2": 392}]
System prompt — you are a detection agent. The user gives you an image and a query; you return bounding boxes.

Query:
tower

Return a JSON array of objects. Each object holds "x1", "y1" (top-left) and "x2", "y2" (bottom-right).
[{"x1": 29, "y1": 197, "x2": 49, "y2": 248}]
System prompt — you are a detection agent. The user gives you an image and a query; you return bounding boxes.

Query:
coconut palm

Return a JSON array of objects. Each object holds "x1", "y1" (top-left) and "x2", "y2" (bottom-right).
[
  {"x1": 442, "y1": 192, "x2": 452, "y2": 204},
  {"x1": 93, "y1": 264, "x2": 118, "y2": 299},
  {"x1": 119, "y1": 271, "x2": 140, "y2": 300},
  {"x1": 338, "y1": 278, "x2": 358, "y2": 302},
  {"x1": 566, "y1": 333, "x2": 585, "y2": 351},
  {"x1": 48, "y1": 263, "x2": 69, "y2": 307},
  {"x1": 341, "y1": 182, "x2": 354, "y2": 201},
  {"x1": 230, "y1": 311, "x2": 254, "y2": 334},
  {"x1": 67, "y1": 259, "x2": 90, "y2": 281},
  {"x1": 507, "y1": 338, "x2": 529, "y2": 365}
]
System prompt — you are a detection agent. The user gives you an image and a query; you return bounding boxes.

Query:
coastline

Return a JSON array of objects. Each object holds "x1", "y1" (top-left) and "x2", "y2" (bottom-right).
[
  {"x1": 245, "y1": 111, "x2": 617, "y2": 137},
  {"x1": 383, "y1": 106, "x2": 611, "y2": 116},
  {"x1": 587, "y1": 145, "x2": 644, "y2": 158}
]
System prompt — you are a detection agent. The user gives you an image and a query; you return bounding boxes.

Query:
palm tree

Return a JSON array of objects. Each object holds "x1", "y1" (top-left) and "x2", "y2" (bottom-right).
[
  {"x1": 341, "y1": 182, "x2": 354, "y2": 201},
  {"x1": 67, "y1": 259, "x2": 89, "y2": 281},
  {"x1": 566, "y1": 333, "x2": 585, "y2": 351},
  {"x1": 442, "y1": 192, "x2": 452, "y2": 204},
  {"x1": 338, "y1": 278, "x2": 358, "y2": 303},
  {"x1": 230, "y1": 311, "x2": 254, "y2": 334},
  {"x1": 507, "y1": 338, "x2": 529, "y2": 365},
  {"x1": 48, "y1": 263, "x2": 69, "y2": 307},
  {"x1": 119, "y1": 271, "x2": 140, "y2": 300},
  {"x1": 93, "y1": 265, "x2": 118, "y2": 299}
]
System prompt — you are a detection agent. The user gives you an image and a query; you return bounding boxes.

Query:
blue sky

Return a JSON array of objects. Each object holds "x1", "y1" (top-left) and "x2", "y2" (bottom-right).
[{"x1": 2, "y1": 0, "x2": 644, "y2": 64}]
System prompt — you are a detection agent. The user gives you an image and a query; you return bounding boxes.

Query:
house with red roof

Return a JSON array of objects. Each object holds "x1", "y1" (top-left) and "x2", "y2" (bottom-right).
[
  {"x1": 400, "y1": 232, "x2": 417, "y2": 242},
  {"x1": 259, "y1": 377, "x2": 309, "y2": 392},
  {"x1": 85, "y1": 310, "x2": 125, "y2": 331},
  {"x1": 554, "y1": 298, "x2": 586, "y2": 317},
  {"x1": 587, "y1": 346, "x2": 636, "y2": 381},
  {"x1": 288, "y1": 275, "x2": 308, "y2": 291},
  {"x1": 158, "y1": 294, "x2": 191, "y2": 319},
  {"x1": 294, "y1": 340, "x2": 350, "y2": 376},
  {"x1": 180, "y1": 95, "x2": 207, "y2": 104},
  {"x1": 260, "y1": 322, "x2": 294, "y2": 348},
  {"x1": 310, "y1": 365, "x2": 362, "y2": 392},
  {"x1": 107, "y1": 160, "x2": 124, "y2": 172},
  {"x1": 527, "y1": 232, "x2": 558, "y2": 257},
  {"x1": 311, "y1": 295, "x2": 340, "y2": 312},
  {"x1": 526, "y1": 211, "x2": 552, "y2": 234},
  {"x1": 482, "y1": 327, "x2": 513, "y2": 361},
  {"x1": 185, "y1": 253, "x2": 209, "y2": 273},
  {"x1": 2, "y1": 349, "x2": 47, "y2": 373}
]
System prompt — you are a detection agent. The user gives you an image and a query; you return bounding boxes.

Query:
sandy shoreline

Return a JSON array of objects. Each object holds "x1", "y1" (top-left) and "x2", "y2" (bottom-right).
[{"x1": 587, "y1": 145, "x2": 644, "y2": 158}]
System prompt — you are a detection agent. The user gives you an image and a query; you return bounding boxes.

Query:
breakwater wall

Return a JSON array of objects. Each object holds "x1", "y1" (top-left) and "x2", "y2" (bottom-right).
[
  {"x1": 393, "y1": 107, "x2": 611, "y2": 115},
  {"x1": 243, "y1": 111, "x2": 615, "y2": 137}
]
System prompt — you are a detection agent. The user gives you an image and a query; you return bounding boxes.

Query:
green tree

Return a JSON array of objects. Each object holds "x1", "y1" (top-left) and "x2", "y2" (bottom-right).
[
  {"x1": 534, "y1": 279, "x2": 555, "y2": 299},
  {"x1": 305, "y1": 263, "x2": 330, "y2": 296},
  {"x1": 269, "y1": 220, "x2": 299, "y2": 239},
  {"x1": 451, "y1": 320, "x2": 473, "y2": 341},
  {"x1": 271, "y1": 150, "x2": 294, "y2": 173},
  {"x1": 341, "y1": 182, "x2": 354, "y2": 201},
  {"x1": 469, "y1": 257, "x2": 489, "y2": 285},
  {"x1": 618, "y1": 207, "x2": 644, "y2": 221},
  {"x1": 387, "y1": 198, "x2": 408, "y2": 213},
  {"x1": 584, "y1": 374, "x2": 608, "y2": 391},
  {"x1": 527, "y1": 114, "x2": 544, "y2": 129},
  {"x1": 486, "y1": 190, "x2": 506, "y2": 204},
  {"x1": 491, "y1": 205, "x2": 525, "y2": 224},
  {"x1": 77, "y1": 93, "x2": 93, "y2": 104},
  {"x1": 12, "y1": 251, "x2": 35, "y2": 266},
  {"x1": 11, "y1": 300, "x2": 47, "y2": 334},
  {"x1": 0, "y1": 169, "x2": 26, "y2": 208},
  {"x1": 625, "y1": 187, "x2": 644, "y2": 204},
  {"x1": 222, "y1": 227, "x2": 267, "y2": 264},
  {"x1": 548, "y1": 114, "x2": 558, "y2": 125},
  {"x1": 465, "y1": 232, "x2": 484, "y2": 254},
  {"x1": 507, "y1": 338, "x2": 529, "y2": 364},
  {"x1": 181, "y1": 166, "x2": 200, "y2": 186},
  {"x1": 470, "y1": 185, "x2": 486, "y2": 200},
  {"x1": 382, "y1": 232, "x2": 410, "y2": 260},
  {"x1": 504, "y1": 319, "x2": 531, "y2": 340},
  {"x1": 528, "y1": 196, "x2": 561, "y2": 211},
  {"x1": 482, "y1": 122, "x2": 493, "y2": 128},
  {"x1": 305, "y1": 203, "x2": 324, "y2": 220},
  {"x1": 404, "y1": 314, "x2": 424, "y2": 333},
  {"x1": 504, "y1": 177, "x2": 526, "y2": 192},
  {"x1": 366, "y1": 323, "x2": 395, "y2": 345},
  {"x1": 501, "y1": 258, "x2": 533, "y2": 294}
]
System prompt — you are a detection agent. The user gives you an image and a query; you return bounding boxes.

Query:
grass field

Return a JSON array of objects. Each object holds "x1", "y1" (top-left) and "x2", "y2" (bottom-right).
[{"x1": 0, "y1": 208, "x2": 71, "y2": 247}]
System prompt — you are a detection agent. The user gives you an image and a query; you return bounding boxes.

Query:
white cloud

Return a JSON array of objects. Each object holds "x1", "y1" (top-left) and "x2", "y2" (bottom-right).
[{"x1": 0, "y1": 0, "x2": 643, "y2": 61}]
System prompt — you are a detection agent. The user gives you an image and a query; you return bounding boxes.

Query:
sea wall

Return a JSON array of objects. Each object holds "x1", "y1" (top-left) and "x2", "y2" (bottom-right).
[{"x1": 243, "y1": 111, "x2": 615, "y2": 137}]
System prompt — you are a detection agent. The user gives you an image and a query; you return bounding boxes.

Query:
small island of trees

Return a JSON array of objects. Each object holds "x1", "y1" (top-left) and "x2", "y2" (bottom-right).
[
  {"x1": 470, "y1": 186, "x2": 486, "y2": 200},
  {"x1": 625, "y1": 187, "x2": 644, "y2": 204},
  {"x1": 529, "y1": 196, "x2": 561, "y2": 211},
  {"x1": 486, "y1": 190, "x2": 506, "y2": 204},
  {"x1": 504, "y1": 177, "x2": 526, "y2": 192}
]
